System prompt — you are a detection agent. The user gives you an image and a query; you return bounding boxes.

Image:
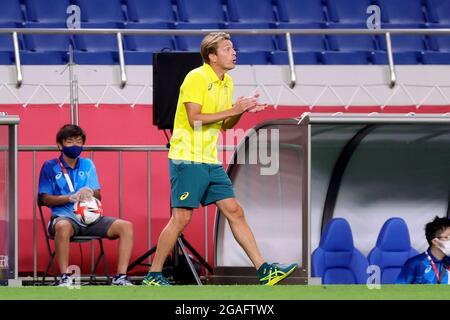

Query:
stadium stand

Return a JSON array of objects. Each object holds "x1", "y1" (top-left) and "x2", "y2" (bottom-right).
[
  {"x1": 74, "y1": 0, "x2": 125, "y2": 24},
  {"x1": 376, "y1": 0, "x2": 426, "y2": 25},
  {"x1": 0, "y1": 23, "x2": 17, "y2": 64},
  {"x1": 425, "y1": 0, "x2": 450, "y2": 25},
  {"x1": 276, "y1": 0, "x2": 325, "y2": 26},
  {"x1": 272, "y1": 23, "x2": 325, "y2": 64},
  {"x1": 24, "y1": 0, "x2": 71, "y2": 23},
  {"x1": 226, "y1": 23, "x2": 275, "y2": 64},
  {"x1": 73, "y1": 22, "x2": 120, "y2": 64},
  {"x1": 368, "y1": 217, "x2": 418, "y2": 284},
  {"x1": 326, "y1": 0, "x2": 373, "y2": 25},
  {"x1": 0, "y1": 0, "x2": 23, "y2": 26},
  {"x1": 322, "y1": 23, "x2": 375, "y2": 64},
  {"x1": 126, "y1": 0, "x2": 175, "y2": 25},
  {"x1": 176, "y1": 0, "x2": 226, "y2": 24},
  {"x1": 124, "y1": 23, "x2": 174, "y2": 65},
  {"x1": 312, "y1": 218, "x2": 369, "y2": 284},
  {"x1": 372, "y1": 24, "x2": 427, "y2": 64},
  {"x1": 226, "y1": 0, "x2": 276, "y2": 24},
  {"x1": 0, "y1": 0, "x2": 448, "y2": 65},
  {"x1": 21, "y1": 22, "x2": 72, "y2": 64}
]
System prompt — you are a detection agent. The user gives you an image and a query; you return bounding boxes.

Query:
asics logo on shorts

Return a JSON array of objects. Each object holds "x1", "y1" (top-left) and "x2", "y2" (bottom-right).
[{"x1": 180, "y1": 192, "x2": 189, "y2": 200}]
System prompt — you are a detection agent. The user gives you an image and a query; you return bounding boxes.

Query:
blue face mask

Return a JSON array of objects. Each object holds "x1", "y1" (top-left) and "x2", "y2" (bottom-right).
[{"x1": 62, "y1": 145, "x2": 83, "y2": 159}]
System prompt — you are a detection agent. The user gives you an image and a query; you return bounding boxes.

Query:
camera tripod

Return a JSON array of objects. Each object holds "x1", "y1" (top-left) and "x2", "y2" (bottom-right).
[{"x1": 127, "y1": 233, "x2": 213, "y2": 285}]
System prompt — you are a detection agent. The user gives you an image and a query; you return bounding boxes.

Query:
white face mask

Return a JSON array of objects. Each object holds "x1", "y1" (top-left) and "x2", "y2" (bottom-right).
[{"x1": 435, "y1": 239, "x2": 450, "y2": 257}]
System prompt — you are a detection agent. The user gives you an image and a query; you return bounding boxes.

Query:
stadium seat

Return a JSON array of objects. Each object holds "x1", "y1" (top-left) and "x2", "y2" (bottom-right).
[
  {"x1": 24, "y1": 0, "x2": 71, "y2": 23},
  {"x1": 271, "y1": 51, "x2": 320, "y2": 64},
  {"x1": 226, "y1": 0, "x2": 275, "y2": 24},
  {"x1": 326, "y1": 0, "x2": 372, "y2": 24},
  {"x1": 176, "y1": 0, "x2": 225, "y2": 24},
  {"x1": 375, "y1": 0, "x2": 426, "y2": 25},
  {"x1": 21, "y1": 22, "x2": 72, "y2": 64},
  {"x1": 227, "y1": 23, "x2": 275, "y2": 65},
  {"x1": 423, "y1": 39, "x2": 450, "y2": 63},
  {"x1": 312, "y1": 218, "x2": 369, "y2": 284},
  {"x1": 426, "y1": 24, "x2": 450, "y2": 56},
  {"x1": 422, "y1": 52, "x2": 450, "y2": 64},
  {"x1": 0, "y1": 23, "x2": 19, "y2": 64},
  {"x1": 74, "y1": 0, "x2": 125, "y2": 23},
  {"x1": 126, "y1": 0, "x2": 175, "y2": 25},
  {"x1": 276, "y1": 0, "x2": 325, "y2": 25},
  {"x1": 73, "y1": 23, "x2": 120, "y2": 64},
  {"x1": 175, "y1": 23, "x2": 224, "y2": 52},
  {"x1": 276, "y1": 23, "x2": 325, "y2": 52},
  {"x1": 426, "y1": 0, "x2": 450, "y2": 25},
  {"x1": 0, "y1": 0, "x2": 23, "y2": 25},
  {"x1": 273, "y1": 23, "x2": 325, "y2": 64},
  {"x1": 124, "y1": 23, "x2": 174, "y2": 64},
  {"x1": 373, "y1": 24, "x2": 426, "y2": 65},
  {"x1": 368, "y1": 217, "x2": 418, "y2": 284},
  {"x1": 323, "y1": 23, "x2": 375, "y2": 64},
  {"x1": 38, "y1": 202, "x2": 110, "y2": 284}
]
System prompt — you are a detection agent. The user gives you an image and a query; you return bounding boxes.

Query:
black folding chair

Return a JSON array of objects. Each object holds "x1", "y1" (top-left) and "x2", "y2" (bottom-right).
[{"x1": 38, "y1": 202, "x2": 110, "y2": 285}]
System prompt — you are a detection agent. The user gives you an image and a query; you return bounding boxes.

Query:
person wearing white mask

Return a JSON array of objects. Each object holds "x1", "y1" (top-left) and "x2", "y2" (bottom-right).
[{"x1": 396, "y1": 216, "x2": 450, "y2": 284}]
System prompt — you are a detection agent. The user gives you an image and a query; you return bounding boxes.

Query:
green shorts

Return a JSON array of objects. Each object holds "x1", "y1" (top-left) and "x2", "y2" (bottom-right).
[{"x1": 169, "y1": 159, "x2": 235, "y2": 208}]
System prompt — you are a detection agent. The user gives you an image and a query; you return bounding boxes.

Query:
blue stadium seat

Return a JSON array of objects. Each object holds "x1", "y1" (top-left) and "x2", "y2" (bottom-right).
[
  {"x1": 271, "y1": 51, "x2": 320, "y2": 64},
  {"x1": 312, "y1": 218, "x2": 369, "y2": 284},
  {"x1": 276, "y1": 0, "x2": 325, "y2": 25},
  {"x1": 373, "y1": 24, "x2": 426, "y2": 64},
  {"x1": 124, "y1": 23, "x2": 174, "y2": 65},
  {"x1": 24, "y1": 0, "x2": 71, "y2": 23},
  {"x1": 275, "y1": 23, "x2": 325, "y2": 51},
  {"x1": 422, "y1": 52, "x2": 450, "y2": 64},
  {"x1": 175, "y1": 23, "x2": 224, "y2": 52},
  {"x1": 423, "y1": 24, "x2": 450, "y2": 64},
  {"x1": 21, "y1": 22, "x2": 72, "y2": 64},
  {"x1": 227, "y1": 23, "x2": 275, "y2": 65},
  {"x1": 0, "y1": 0, "x2": 23, "y2": 25},
  {"x1": 0, "y1": 23, "x2": 17, "y2": 64},
  {"x1": 426, "y1": 0, "x2": 450, "y2": 25},
  {"x1": 368, "y1": 217, "x2": 418, "y2": 284},
  {"x1": 226, "y1": 0, "x2": 275, "y2": 24},
  {"x1": 74, "y1": 0, "x2": 125, "y2": 23},
  {"x1": 176, "y1": 0, "x2": 225, "y2": 24},
  {"x1": 375, "y1": 0, "x2": 426, "y2": 25},
  {"x1": 326, "y1": 0, "x2": 372, "y2": 24},
  {"x1": 323, "y1": 23, "x2": 375, "y2": 64},
  {"x1": 73, "y1": 23, "x2": 120, "y2": 64},
  {"x1": 126, "y1": 0, "x2": 175, "y2": 24},
  {"x1": 427, "y1": 25, "x2": 450, "y2": 52},
  {"x1": 273, "y1": 23, "x2": 324, "y2": 64}
]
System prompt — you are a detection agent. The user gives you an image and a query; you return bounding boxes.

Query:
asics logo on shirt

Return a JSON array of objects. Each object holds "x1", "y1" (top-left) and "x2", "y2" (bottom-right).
[{"x1": 180, "y1": 192, "x2": 189, "y2": 200}]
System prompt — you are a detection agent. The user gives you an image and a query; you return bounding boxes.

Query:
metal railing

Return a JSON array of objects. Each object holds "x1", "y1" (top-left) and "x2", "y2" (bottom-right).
[
  {"x1": 1, "y1": 27, "x2": 450, "y2": 90},
  {"x1": 18, "y1": 145, "x2": 235, "y2": 281}
]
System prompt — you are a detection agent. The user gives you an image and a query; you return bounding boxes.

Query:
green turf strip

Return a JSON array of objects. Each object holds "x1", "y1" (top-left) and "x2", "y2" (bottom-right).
[{"x1": 0, "y1": 285, "x2": 449, "y2": 300}]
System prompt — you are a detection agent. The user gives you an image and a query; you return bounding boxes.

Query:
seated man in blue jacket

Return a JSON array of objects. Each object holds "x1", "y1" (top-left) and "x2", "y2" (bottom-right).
[
  {"x1": 39, "y1": 124, "x2": 134, "y2": 286},
  {"x1": 396, "y1": 216, "x2": 450, "y2": 284}
]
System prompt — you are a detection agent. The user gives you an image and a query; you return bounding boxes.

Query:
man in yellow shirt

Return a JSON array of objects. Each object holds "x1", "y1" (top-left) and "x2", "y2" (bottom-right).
[{"x1": 143, "y1": 32, "x2": 297, "y2": 286}]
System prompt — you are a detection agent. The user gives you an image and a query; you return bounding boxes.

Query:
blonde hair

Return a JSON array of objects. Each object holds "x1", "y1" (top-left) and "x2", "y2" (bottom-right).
[{"x1": 200, "y1": 32, "x2": 231, "y2": 64}]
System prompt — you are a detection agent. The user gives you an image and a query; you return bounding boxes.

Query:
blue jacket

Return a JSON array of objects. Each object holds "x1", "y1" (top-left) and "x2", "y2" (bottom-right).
[
  {"x1": 396, "y1": 248, "x2": 450, "y2": 284},
  {"x1": 38, "y1": 155, "x2": 100, "y2": 224}
]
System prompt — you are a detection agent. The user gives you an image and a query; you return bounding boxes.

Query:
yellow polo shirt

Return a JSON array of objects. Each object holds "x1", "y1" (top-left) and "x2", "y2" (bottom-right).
[{"x1": 168, "y1": 63, "x2": 233, "y2": 164}]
